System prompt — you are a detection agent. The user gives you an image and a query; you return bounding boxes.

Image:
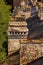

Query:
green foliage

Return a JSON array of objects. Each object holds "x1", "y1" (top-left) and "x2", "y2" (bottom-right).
[
  {"x1": 0, "y1": 52, "x2": 6, "y2": 63},
  {"x1": 0, "y1": 0, "x2": 11, "y2": 63}
]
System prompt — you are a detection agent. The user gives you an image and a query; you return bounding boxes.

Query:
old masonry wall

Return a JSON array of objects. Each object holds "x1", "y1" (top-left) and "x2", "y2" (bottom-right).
[{"x1": 20, "y1": 43, "x2": 43, "y2": 65}]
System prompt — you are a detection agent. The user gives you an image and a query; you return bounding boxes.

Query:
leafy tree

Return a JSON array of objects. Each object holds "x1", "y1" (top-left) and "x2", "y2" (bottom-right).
[{"x1": 0, "y1": 0, "x2": 11, "y2": 63}]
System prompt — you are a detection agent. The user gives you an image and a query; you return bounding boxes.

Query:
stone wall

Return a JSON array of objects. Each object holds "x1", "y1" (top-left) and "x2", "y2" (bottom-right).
[{"x1": 20, "y1": 43, "x2": 43, "y2": 65}]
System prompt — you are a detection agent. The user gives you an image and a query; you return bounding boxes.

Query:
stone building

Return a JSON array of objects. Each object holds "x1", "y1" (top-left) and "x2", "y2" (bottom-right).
[{"x1": 8, "y1": 0, "x2": 43, "y2": 65}]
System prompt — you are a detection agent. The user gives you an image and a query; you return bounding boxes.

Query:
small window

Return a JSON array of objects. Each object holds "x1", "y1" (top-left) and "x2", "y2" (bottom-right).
[
  {"x1": 10, "y1": 31, "x2": 14, "y2": 35},
  {"x1": 18, "y1": 32, "x2": 20, "y2": 34},
  {"x1": 12, "y1": 31, "x2": 14, "y2": 35},
  {"x1": 10, "y1": 31, "x2": 12, "y2": 34},
  {"x1": 24, "y1": 32, "x2": 26, "y2": 34},
  {"x1": 15, "y1": 32, "x2": 17, "y2": 34},
  {"x1": 21, "y1": 32, "x2": 23, "y2": 34}
]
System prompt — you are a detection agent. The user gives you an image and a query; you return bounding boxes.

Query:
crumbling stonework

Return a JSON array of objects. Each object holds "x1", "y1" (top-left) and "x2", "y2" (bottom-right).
[
  {"x1": 20, "y1": 43, "x2": 43, "y2": 65},
  {"x1": 7, "y1": 0, "x2": 43, "y2": 65}
]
